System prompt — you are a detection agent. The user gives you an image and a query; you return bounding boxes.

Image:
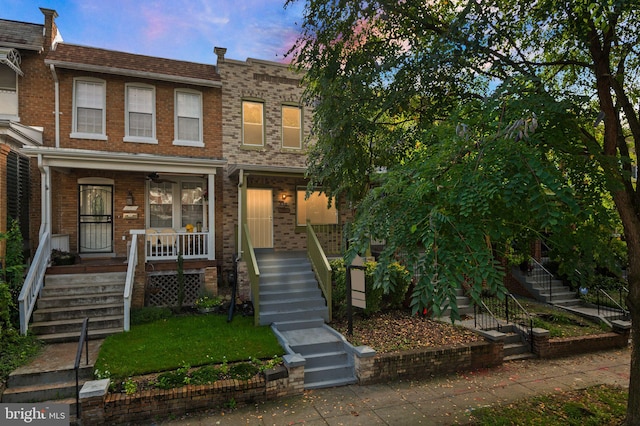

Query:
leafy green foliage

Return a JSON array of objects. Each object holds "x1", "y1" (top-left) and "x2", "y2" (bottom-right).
[
  {"x1": 330, "y1": 258, "x2": 410, "y2": 317},
  {"x1": 130, "y1": 307, "x2": 173, "y2": 326}
]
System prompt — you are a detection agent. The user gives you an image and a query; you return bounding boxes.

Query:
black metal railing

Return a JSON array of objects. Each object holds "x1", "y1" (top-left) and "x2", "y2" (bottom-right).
[
  {"x1": 474, "y1": 293, "x2": 534, "y2": 351},
  {"x1": 75, "y1": 318, "x2": 90, "y2": 418},
  {"x1": 529, "y1": 257, "x2": 555, "y2": 302},
  {"x1": 595, "y1": 285, "x2": 630, "y2": 321}
]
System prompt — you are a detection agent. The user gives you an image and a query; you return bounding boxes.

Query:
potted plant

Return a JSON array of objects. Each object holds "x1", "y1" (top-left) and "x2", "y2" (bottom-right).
[
  {"x1": 51, "y1": 249, "x2": 77, "y2": 266},
  {"x1": 194, "y1": 295, "x2": 222, "y2": 314}
]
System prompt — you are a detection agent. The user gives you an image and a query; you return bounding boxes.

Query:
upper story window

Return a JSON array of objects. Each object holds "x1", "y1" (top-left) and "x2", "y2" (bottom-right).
[
  {"x1": 282, "y1": 105, "x2": 302, "y2": 149},
  {"x1": 242, "y1": 100, "x2": 264, "y2": 146},
  {"x1": 125, "y1": 84, "x2": 157, "y2": 144},
  {"x1": 174, "y1": 89, "x2": 203, "y2": 147},
  {"x1": 72, "y1": 78, "x2": 107, "y2": 140},
  {"x1": 0, "y1": 63, "x2": 18, "y2": 117}
]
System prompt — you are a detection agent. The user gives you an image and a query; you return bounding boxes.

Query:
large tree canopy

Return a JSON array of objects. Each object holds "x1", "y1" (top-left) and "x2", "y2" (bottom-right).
[{"x1": 287, "y1": 0, "x2": 640, "y2": 422}]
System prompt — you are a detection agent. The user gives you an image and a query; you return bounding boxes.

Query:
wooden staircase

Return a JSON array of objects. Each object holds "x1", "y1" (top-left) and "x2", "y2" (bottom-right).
[{"x1": 30, "y1": 272, "x2": 126, "y2": 342}]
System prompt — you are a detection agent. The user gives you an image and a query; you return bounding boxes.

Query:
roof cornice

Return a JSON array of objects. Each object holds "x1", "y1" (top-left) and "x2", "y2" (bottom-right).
[{"x1": 45, "y1": 60, "x2": 222, "y2": 88}]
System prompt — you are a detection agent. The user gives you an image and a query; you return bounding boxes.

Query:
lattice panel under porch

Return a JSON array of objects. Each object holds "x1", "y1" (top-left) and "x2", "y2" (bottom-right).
[{"x1": 146, "y1": 270, "x2": 204, "y2": 307}]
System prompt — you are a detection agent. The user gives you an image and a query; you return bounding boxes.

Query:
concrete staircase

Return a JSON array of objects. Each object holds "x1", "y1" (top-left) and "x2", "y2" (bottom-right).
[
  {"x1": 256, "y1": 250, "x2": 358, "y2": 389},
  {"x1": 501, "y1": 325, "x2": 536, "y2": 362},
  {"x1": 30, "y1": 272, "x2": 126, "y2": 342},
  {"x1": 514, "y1": 261, "x2": 582, "y2": 307},
  {"x1": 439, "y1": 287, "x2": 475, "y2": 318},
  {"x1": 1, "y1": 340, "x2": 102, "y2": 419}
]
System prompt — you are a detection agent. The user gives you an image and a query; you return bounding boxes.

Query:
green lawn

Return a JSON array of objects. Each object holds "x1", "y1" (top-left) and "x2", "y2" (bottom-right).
[
  {"x1": 470, "y1": 384, "x2": 627, "y2": 425},
  {"x1": 95, "y1": 314, "x2": 284, "y2": 379}
]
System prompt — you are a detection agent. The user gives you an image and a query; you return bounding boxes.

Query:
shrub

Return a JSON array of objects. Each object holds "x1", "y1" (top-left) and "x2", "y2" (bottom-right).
[{"x1": 330, "y1": 258, "x2": 410, "y2": 318}]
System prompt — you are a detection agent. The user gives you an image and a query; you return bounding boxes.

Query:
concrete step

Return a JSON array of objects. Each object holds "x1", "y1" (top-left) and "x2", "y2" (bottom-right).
[
  {"x1": 1, "y1": 380, "x2": 78, "y2": 403},
  {"x1": 304, "y1": 364, "x2": 356, "y2": 388},
  {"x1": 504, "y1": 352, "x2": 537, "y2": 362},
  {"x1": 33, "y1": 303, "x2": 124, "y2": 322},
  {"x1": 37, "y1": 293, "x2": 123, "y2": 309},
  {"x1": 272, "y1": 318, "x2": 326, "y2": 331},
  {"x1": 30, "y1": 315, "x2": 123, "y2": 336},
  {"x1": 261, "y1": 297, "x2": 327, "y2": 312},
  {"x1": 304, "y1": 350, "x2": 350, "y2": 369},
  {"x1": 45, "y1": 272, "x2": 126, "y2": 286},
  {"x1": 260, "y1": 288, "x2": 322, "y2": 302},
  {"x1": 7, "y1": 365, "x2": 93, "y2": 388},
  {"x1": 260, "y1": 279, "x2": 319, "y2": 293},
  {"x1": 42, "y1": 282, "x2": 125, "y2": 297},
  {"x1": 37, "y1": 327, "x2": 122, "y2": 344},
  {"x1": 259, "y1": 306, "x2": 329, "y2": 326},
  {"x1": 260, "y1": 271, "x2": 317, "y2": 285}
]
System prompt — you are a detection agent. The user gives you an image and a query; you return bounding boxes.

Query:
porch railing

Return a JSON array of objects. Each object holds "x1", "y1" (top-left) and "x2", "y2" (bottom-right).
[
  {"x1": 18, "y1": 230, "x2": 51, "y2": 335},
  {"x1": 311, "y1": 223, "x2": 343, "y2": 256},
  {"x1": 123, "y1": 233, "x2": 139, "y2": 331},
  {"x1": 595, "y1": 285, "x2": 630, "y2": 322},
  {"x1": 242, "y1": 223, "x2": 261, "y2": 326},
  {"x1": 145, "y1": 231, "x2": 209, "y2": 261},
  {"x1": 307, "y1": 223, "x2": 332, "y2": 322}
]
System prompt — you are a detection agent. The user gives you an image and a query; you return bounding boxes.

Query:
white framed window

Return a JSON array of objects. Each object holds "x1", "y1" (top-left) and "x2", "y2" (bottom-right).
[
  {"x1": 242, "y1": 100, "x2": 264, "y2": 146},
  {"x1": 71, "y1": 78, "x2": 107, "y2": 140},
  {"x1": 174, "y1": 89, "x2": 203, "y2": 147},
  {"x1": 282, "y1": 105, "x2": 302, "y2": 149},
  {"x1": 125, "y1": 84, "x2": 157, "y2": 143},
  {"x1": 147, "y1": 177, "x2": 206, "y2": 230},
  {"x1": 296, "y1": 189, "x2": 338, "y2": 226},
  {"x1": 0, "y1": 64, "x2": 18, "y2": 117}
]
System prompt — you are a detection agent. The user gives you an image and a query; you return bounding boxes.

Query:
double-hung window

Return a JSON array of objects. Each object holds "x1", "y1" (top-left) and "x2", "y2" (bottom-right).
[
  {"x1": 125, "y1": 84, "x2": 156, "y2": 143},
  {"x1": 174, "y1": 90, "x2": 203, "y2": 146},
  {"x1": 0, "y1": 63, "x2": 18, "y2": 117},
  {"x1": 242, "y1": 100, "x2": 264, "y2": 146},
  {"x1": 282, "y1": 105, "x2": 302, "y2": 149},
  {"x1": 72, "y1": 78, "x2": 106, "y2": 139}
]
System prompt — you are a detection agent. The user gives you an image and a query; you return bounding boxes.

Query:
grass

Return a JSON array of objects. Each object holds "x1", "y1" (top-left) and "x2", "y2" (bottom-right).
[
  {"x1": 470, "y1": 384, "x2": 627, "y2": 425},
  {"x1": 95, "y1": 314, "x2": 284, "y2": 379},
  {"x1": 517, "y1": 299, "x2": 609, "y2": 338}
]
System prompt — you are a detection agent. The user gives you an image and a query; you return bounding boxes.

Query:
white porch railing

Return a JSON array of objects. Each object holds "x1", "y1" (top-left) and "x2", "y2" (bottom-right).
[
  {"x1": 123, "y1": 233, "x2": 138, "y2": 332},
  {"x1": 18, "y1": 230, "x2": 51, "y2": 335},
  {"x1": 144, "y1": 230, "x2": 210, "y2": 261}
]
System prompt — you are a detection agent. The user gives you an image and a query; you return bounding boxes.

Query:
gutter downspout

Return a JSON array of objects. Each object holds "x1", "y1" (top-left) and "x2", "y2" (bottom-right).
[
  {"x1": 49, "y1": 64, "x2": 60, "y2": 148},
  {"x1": 37, "y1": 154, "x2": 51, "y2": 239},
  {"x1": 237, "y1": 169, "x2": 244, "y2": 259}
]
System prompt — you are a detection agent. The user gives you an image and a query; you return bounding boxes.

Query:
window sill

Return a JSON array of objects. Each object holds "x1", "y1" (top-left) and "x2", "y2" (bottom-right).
[
  {"x1": 70, "y1": 132, "x2": 108, "y2": 141},
  {"x1": 173, "y1": 139, "x2": 204, "y2": 148},
  {"x1": 124, "y1": 136, "x2": 158, "y2": 144},
  {"x1": 240, "y1": 144, "x2": 265, "y2": 151}
]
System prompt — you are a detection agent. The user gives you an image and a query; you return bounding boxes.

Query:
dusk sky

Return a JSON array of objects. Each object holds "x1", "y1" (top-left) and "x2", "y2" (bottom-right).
[{"x1": 2, "y1": 0, "x2": 305, "y2": 64}]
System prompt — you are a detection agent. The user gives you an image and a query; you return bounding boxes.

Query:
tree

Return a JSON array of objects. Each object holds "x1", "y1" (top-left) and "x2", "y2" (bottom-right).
[{"x1": 287, "y1": 0, "x2": 640, "y2": 422}]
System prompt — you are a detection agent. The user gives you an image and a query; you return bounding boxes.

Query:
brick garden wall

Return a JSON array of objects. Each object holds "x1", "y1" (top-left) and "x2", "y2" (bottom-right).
[{"x1": 534, "y1": 330, "x2": 629, "y2": 359}]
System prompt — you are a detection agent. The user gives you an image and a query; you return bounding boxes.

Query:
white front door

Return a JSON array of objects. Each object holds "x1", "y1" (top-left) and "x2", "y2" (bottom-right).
[{"x1": 247, "y1": 189, "x2": 273, "y2": 248}]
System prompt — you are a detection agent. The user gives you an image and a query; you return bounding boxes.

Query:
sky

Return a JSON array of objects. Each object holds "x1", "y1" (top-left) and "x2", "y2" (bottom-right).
[{"x1": 2, "y1": 0, "x2": 306, "y2": 64}]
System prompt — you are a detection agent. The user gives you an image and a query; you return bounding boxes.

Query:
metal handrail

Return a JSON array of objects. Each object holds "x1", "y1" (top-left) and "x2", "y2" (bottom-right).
[
  {"x1": 475, "y1": 293, "x2": 534, "y2": 352},
  {"x1": 123, "y1": 233, "x2": 139, "y2": 331},
  {"x1": 242, "y1": 223, "x2": 260, "y2": 326},
  {"x1": 529, "y1": 257, "x2": 555, "y2": 302},
  {"x1": 18, "y1": 230, "x2": 51, "y2": 335},
  {"x1": 596, "y1": 286, "x2": 630, "y2": 321},
  {"x1": 307, "y1": 223, "x2": 332, "y2": 321},
  {"x1": 474, "y1": 299, "x2": 500, "y2": 331},
  {"x1": 75, "y1": 318, "x2": 90, "y2": 418}
]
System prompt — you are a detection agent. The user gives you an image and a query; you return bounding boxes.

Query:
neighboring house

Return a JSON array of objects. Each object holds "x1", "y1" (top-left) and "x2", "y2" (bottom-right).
[
  {"x1": 8, "y1": 9, "x2": 225, "y2": 336},
  {"x1": 0, "y1": 11, "x2": 48, "y2": 260},
  {"x1": 214, "y1": 48, "x2": 348, "y2": 299}
]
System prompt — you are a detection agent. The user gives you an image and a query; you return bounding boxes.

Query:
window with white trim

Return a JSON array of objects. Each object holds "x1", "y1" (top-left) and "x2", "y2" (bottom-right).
[
  {"x1": 296, "y1": 189, "x2": 338, "y2": 226},
  {"x1": 242, "y1": 100, "x2": 264, "y2": 146},
  {"x1": 282, "y1": 105, "x2": 302, "y2": 149},
  {"x1": 174, "y1": 90, "x2": 202, "y2": 146},
  {"x1": 125, "y1": 84, "x2": 156, "y2": 143},
  {"x1": 0, "y1": 64, "x2": 18, "y2": 117},
  {"x1": 147, "y1": 178, "x2": 205, "y2": 230},
  {"x1": 72, "y1": 78, "x2": 106, "y2": 139}
]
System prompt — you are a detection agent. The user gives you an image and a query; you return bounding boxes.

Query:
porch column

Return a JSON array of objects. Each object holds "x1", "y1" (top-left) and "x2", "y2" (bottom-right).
[{"x1": 207, "y1": 173, "x2": 215, "y2": 260}]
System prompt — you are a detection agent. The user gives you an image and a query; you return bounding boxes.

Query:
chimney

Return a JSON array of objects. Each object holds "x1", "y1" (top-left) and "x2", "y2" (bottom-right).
[
  {"x1": 39, "y1": 8, "x2": 59, "y2": 53},
  {"x1": 214, "y1": 47, "x2": 227, "y2": 63}
]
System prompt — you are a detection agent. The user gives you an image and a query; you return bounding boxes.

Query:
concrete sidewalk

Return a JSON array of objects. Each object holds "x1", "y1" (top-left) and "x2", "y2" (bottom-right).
[{"x1": 155, "y1": 347, "x2": 631, "y2": 425}]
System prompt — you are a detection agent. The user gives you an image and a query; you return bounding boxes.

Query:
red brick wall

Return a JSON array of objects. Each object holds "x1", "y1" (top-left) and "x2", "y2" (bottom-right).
[{"x1": 534, "y1": 331, "x2": 629, "y2": 359}]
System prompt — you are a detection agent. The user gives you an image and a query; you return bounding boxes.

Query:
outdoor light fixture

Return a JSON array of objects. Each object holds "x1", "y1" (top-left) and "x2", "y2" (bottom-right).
[{"x1": 126, "y1": 190, "x2": 134, "y2": 206}]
